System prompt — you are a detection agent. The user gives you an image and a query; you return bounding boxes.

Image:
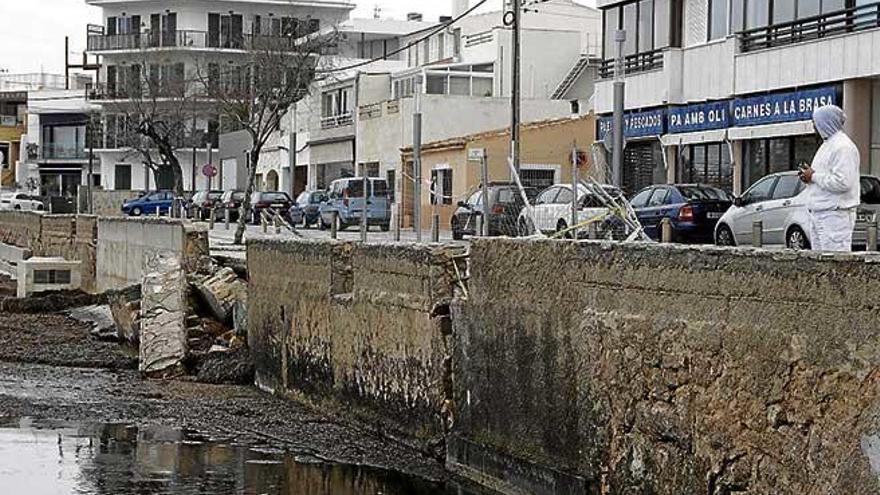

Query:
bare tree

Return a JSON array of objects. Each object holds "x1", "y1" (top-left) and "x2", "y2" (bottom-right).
[
  {"x1": 99, "y1": 53, "x2": 211, "y2": 200},
  {"x1": 198, "y1": 20, "x2": 334, "y2": 244}
]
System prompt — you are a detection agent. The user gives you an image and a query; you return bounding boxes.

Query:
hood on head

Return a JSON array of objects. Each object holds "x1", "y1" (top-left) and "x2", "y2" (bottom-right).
[{"x1": 812, "y1": 105, "x2": 846, "y2": 139}]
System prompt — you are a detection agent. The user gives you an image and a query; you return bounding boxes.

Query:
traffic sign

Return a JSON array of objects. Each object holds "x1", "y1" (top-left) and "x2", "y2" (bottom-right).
[
  {"x1": 467, "y1": 148, "x2": 486, "y2": 161},
  {"x1": 202, "y1": 163, "x2": 217, "y2": 178}
]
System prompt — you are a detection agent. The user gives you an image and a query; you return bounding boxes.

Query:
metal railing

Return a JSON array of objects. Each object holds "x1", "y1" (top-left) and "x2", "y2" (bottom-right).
[
  {"x1": 87, "y1": 82, "x2": 186, "y2": 101},
  {"x1": 598, "y1": 48, "x2": 664, "y2": 79},
  {"x1": 465, "y1": 30, "x2": 494, "y2": 48},
  {"x1": 320, "y1": 112, "x2": 353, "y2": 129},
  {"x1": 41, "y1": 144, "x2": 88, "y2": 160},
  {"x1": 87, "y1": 30, "x2": 313, "y2": 52},
  {"x1": 740, "y1": 2, "x2": 880, "y2": 52}
]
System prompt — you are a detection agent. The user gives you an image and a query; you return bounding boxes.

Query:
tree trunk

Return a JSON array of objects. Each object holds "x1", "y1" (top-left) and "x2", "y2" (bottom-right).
[{"x1": 234, "y1": 147, "x2": 261, "y2": 245}]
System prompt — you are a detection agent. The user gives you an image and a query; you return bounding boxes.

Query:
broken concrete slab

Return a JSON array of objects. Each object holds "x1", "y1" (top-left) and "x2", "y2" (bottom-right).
[
  {"x1": 139, "y1": 251, "x2": 187, "y2": 378},
  {"x1": 107, "y1": 284, "x2": 141, "y2": 346},
  {"x1": 191, "y1": 267, "x2": 246, "y2": 325},
  {"x1": 66, "y1": 304, "x2": 117, "y2": 342}
]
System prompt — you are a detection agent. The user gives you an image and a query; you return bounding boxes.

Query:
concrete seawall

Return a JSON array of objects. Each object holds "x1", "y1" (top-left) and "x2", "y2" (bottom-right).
[
  {"x1": 451, "y1": 238, "x2": 880, "y2": 494},
  {"x1": 247, "y1": 239, "x2": 466, "y2": 455}
]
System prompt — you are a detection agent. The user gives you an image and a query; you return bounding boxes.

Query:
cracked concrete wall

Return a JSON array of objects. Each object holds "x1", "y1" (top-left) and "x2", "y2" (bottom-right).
[
  {"x1": 451, "y1": 238, "x2": 880, "y2": 495},
  {"x1": 0, "y1": 211, "x2": 42, "y2": 249},
  {"x1": 34, "y1": 215, "x2": 76, "y2": 260},
  {"x1": 248, "y1": 239, "x2": 464, "y2": 454},
  {"x1": 96, "y1": 217, "x2": 208, "y2": 292}
]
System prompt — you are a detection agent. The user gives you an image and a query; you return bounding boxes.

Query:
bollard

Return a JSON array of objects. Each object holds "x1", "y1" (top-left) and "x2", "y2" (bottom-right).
[
  {"x1": 475, "y1": 215, "x2": 483, "y2": 238},
  {"x1": 431, "y1": 214, "x2": 440, "y2": 243},
  {"x1": 274, "y1": 214, "x2": 281, "y2": 234},
  {"x1": 156, "y1": 206, "x2": 161, "y2": 217},
  {"x1": 330, "y1": 211, "x2": 338, "y2": 239},
  {"x1": 224, "y1": 209, "x2": 230, "y2": 230},
  {"x1": 394, "y1": 209, "x2": 401, "y2": 242},
  {"x1": 869, "y1": 220, "x2": 878, "y2": 252},
  {"x1": 660, "y1": 217, "x2": 673, "y2": 243},
  {"x1": 261, "y1": 213, "x2": 268, "y2": 234},
  {"x1": 209, "y1": 208, "x2": 215, "y2": 230},
  {"x1": 752, "y1": 220, "x2": 763, "y2": 248},
  {"x1": 588, "y1": 221, "x2": 598, "y2": 240}
]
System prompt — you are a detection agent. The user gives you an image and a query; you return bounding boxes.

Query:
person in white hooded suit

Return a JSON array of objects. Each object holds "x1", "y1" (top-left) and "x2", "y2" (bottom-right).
[{"x1": 798, "y1": 105, "x2": 861, "y2": 252}]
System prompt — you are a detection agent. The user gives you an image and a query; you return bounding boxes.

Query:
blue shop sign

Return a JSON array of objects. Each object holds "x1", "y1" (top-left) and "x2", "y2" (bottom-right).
[
  {"x1": 597, "y1": 109, "x2": 666, "y2": 139},
  {"x1": 668, "y1": 101, "x2": 730, "y2": 134},
  {"x1": 731, "y1": 86, "x2": 839, "y2": 127}
]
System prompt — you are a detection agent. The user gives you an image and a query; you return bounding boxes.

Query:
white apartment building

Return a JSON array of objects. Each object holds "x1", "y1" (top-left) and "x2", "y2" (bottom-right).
[
  {"x1": 595, "y1": 0, "x2": 880, "y2": 195},
  {"x1": 354, "y1": 0, "x2": 603, "y2": 209},
  {"x1": 84, "y1": 0, "x2": 353, "y2": 192}
]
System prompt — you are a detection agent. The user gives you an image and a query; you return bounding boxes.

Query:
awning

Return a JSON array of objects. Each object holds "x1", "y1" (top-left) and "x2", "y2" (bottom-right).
[
  {"x1": 727, "y1": 120, "x2": 814, "y2": 141},
  {"x1": 660, "y1": 129, "x2": 728, "y2": 147}
]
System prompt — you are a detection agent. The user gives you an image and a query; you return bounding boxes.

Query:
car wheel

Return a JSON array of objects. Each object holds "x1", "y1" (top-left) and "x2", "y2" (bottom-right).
[
  {"x1": 556, "y1": 219, "x2": 572, "y2": 239},
  {"x1": 131, "y1": 206, "x2": 142, "y2": 217},
  {"x1": 786, "y1": 226, "x2": 811, "y2": 250},
  {"x1": 13, "y1": 205, "x2": 20, "y2": 211},
  {"x1": 335, "y1": 215, "x2": 346, "y2": 232},
  {"x1": 301, "y1": 216, "x2": 309, "y2": 229},
  {"x1": 715, "y1": 224, "x2": 735, "y2": 246}
]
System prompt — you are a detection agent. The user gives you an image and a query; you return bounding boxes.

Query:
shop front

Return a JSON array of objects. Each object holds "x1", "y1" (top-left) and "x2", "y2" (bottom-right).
[
  {"x1": 597, "y1": 109, "x2": 667, "y2": 195},
  {"x1": 663, "y1": 101, "x2": 733, "y2": 193}
]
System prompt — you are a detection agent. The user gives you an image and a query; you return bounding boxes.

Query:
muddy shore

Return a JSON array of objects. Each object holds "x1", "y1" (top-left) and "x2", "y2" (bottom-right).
[{"x1": 0, "y1": 310, "x2": 457, "y2": 486}]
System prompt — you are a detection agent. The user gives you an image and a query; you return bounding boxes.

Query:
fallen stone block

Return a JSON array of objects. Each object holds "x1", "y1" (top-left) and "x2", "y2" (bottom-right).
[
  {"x1": 140, "y1": 251, "x2": 187, "y2": 378},
  {"x1": 66, "y1": 304, "x2": 117, "y2": 342},
  {"x1": 107, "y1": 284, "x2": 141, "y2": 346},
  {"x1": 191, "y1": 267, "x2": 246, "y2": 325}
]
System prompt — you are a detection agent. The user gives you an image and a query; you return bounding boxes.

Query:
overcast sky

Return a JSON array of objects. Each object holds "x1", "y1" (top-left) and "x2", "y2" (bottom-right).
[{"x1": 0, "y1": 0, "x2": 592, "y2": 74}]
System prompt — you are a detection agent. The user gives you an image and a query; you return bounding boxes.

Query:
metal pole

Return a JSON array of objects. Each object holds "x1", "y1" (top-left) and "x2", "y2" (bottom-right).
[
  {"x1": 87, "y1": 113, "x2": 95, "y2": 214},
  {"x1": 511, "y1": 0, "x2": 521, "y2": 178},
  {"x1": 208, "y1": 135, "x2": 213, "y2": 190},
  {"x1": 413, "y1": 77, "x2": 423, "y2": 242},
  {"x1": 570, "y1": 143, "x2": 578, "y2": 239},
  {"x1": 752, "y1": 220, "x2": 763, "y2": 248},
  {"x1": 191, "y1": 115, "x2": 197, "y2": 197},
  {"x1": 480, "y1": 154, "x2": 490, "y2": 237},
  {"x1": 431, "y1": 215, "x2": 440, "y2": 242},
  {"x1": 661, "y1": 217, "x2": 673, "y2": 243},
  {"x1": 65, "y1": 37, "x2": 70, "y2": 90},
  {"x1": 330, "y1": 211, "x2": 338, "y2": 239},
  {"x1": 394, "y1": 208, "x2": 401, "y2": 241},
  {"x1": 868, "y1": 220, "x2": 878, "y2": 251},
  {"x1": 361, "y1": 174, "x2": 368, "y2": 242},
  {"x1": 289, "y1": 131, "x2": 297, "y2": 199},
  {"x1": 612, "y1": 29, "x2": 626, "y2": 188}
]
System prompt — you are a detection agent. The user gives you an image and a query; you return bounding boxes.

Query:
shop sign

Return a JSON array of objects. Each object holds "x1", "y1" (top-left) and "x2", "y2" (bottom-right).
[
  {"x1": 668, "y1": 101, "x2": 730, "y2": 134},
  {"x1": 598, "y1": 108, "x2": 666, "y2": 140},
  {"x1": 731, "y1": 86, "x2": 838, "y2": 127}
]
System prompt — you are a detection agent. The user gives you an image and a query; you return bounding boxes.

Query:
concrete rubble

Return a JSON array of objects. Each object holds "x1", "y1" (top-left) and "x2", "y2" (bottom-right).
[
  {"x1": 191, "y1": 267, "x2": 247, "y2": 325},
  {"x1": 66, "y1": 304, "x2": 117, "y2": 342},
  {"x1": 139, "y1": 251, "x2": 188, "y2": 377}
]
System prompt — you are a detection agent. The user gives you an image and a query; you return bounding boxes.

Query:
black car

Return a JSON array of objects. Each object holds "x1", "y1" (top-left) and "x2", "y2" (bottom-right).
[
  {"x1": 214, "y1": 190, "x2": 245, "y2": 222},
  {"x1": 451, "y1": 183, "x2": 537, "y2": 240},
  {"x1": 630, "y1": 184, "x2": 732, "y2": 243},
  {"x1": 249, "y1": 191, "x2": 294, "y2": 224},
  {"x1": 190, "y1": 190, "x2": 224, "y2": 220},
  {"x1": 288, "y1": 190, "x2": 328, "y2": 228}
]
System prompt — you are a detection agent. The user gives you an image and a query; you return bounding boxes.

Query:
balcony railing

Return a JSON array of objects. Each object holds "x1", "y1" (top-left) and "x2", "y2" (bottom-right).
[
  {"x1": 740, "y1": 2, "x2": 880, "y2": 52},
  {"x1": 41, "y1": 144, "x2": 88, "y2": 160},
  {"x1": 320, "y1": 112, "x2": 353, "y2": 129},
  {"x1": 87, "y1": 30, "x2": 313, "y2": 52},
  {"x1": 87, "y1": 82, "x2": 186, "y2": 101},
  {"x1": 599, "y1": 48, "x2": 664, "y2": 79}
]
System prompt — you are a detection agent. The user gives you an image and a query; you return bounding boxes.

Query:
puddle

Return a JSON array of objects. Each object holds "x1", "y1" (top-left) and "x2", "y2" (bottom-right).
[{"x1": 0, "y1": 417, "x2": 473, "y2": 495}]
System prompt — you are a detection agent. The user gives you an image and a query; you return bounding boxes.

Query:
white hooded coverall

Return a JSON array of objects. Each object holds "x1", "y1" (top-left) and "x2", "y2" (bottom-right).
[{"x1": 807, "y1": 105, "x2": 861, "y2": 252}]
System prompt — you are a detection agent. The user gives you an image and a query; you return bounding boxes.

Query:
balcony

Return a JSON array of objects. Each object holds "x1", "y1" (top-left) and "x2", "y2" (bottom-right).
[
  {"x1": 599, "y1": 48, "x2": 665, "y2": 79},
  {"x1": 740, "y1": 2, "x2": 880, "y2": 52},
  {"x1": 41, "y1": 143, "x2": 88, "y2": 161},
  {"x1": 87, "y1": 30, "x2": 313, "y2": 53},
  {"x1": 320, "y1": 112, "x2": 353, "y2": 129},
  {"x1": 0, "y1": 115, "x2": 24, "y2": 127},
  {"x1": 87, "y1": 82, "x2": 186, "y2": 101}
]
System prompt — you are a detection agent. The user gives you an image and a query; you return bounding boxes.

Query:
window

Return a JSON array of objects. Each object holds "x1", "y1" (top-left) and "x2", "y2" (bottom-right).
[
  {"x1": 746, "y1": 0, "x2": 769, "y2": 29},
  {"x1": 430, "y1": 168, "x2": 452, "y2": 205},
  {"x1": 114, "y1": 164, "x2": 131, "y2": 190},
  {"x1": 386, "y1": 170, "x2": 396, "y2": 202},
  {"x1": 630, "y1": 189, "x2": 653, "y2": 207},
  {"x1": 438, "y1": 33, "x2": 446, "y2": 59},
  {"x1": 797, "y1": 0, "x2": 820, "y2": 17},
  {"x1": 773, "y1": 0, "x2": 796, "y2": 23},
  {"x1": 372, "y1": 179, "x2": 389, "y2": 197},
  {"x1": 453, "y1": 28, "x2": 462, "y2": 58},
  {"x1": 555, "y1": 188, "x2": 573, "y2": 204},
  {"x1": 472, "y1": 78, "x2": 493, "y2": 97},
  {"x1": 638, "y1": 0, "x2": 654, "y2": 53},
  {"x1": 679, "y1": 143, "x2": 733, "y2": 192},
  {"x1": 424, "y1": 37, "x2": 431, "y2": 63},
  {"x1": 208, "y1": 13, "x2": 243, "y2": 48},
  {"x1": 426, "y1": 75, "x2": 447, "y2": 94},
  {"x1": 623, "y1": 2, "x2": 638, "y2": 55},
  {"x1": 772, "y1": 174, "x2": 803, "y2": 199},
  {"x1": 708, "y1": 0, "x2": 729, "y2": 40},
  {"x1": 521, "y1": 169, "x2": 556, "y2": 189},
  {"x1": 648, "y1": 188, "x2": 669, "y2": 206},
  {"x1": 536, "y1": 187, "x2": 559, "y2": 204},
  {"x1": 743, "y1": 176, "x2": 777, "y2": 204},
  {"x1": 603, "y1": 7, "x2": 620, "y2": 58},
  {"x1": 654, "y1": 0, "x2": 670, "y2": 47},
  {"x1": 450, "y1": 76, "x2": 469, "y2": 95}
]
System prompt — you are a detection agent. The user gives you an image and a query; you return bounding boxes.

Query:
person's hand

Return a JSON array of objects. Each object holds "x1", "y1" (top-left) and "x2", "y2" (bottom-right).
[{"x1": 799, "y1": 165, "x2": 814, "y2": 184}]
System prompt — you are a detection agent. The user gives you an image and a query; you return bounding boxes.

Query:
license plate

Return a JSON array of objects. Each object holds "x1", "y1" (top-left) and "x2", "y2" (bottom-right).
[
  {"x1": 707, "y1": 212, "x2": 723, "y2": 219},
  {"x1": 271, "y1": 203, "x2": 285, "y2": 208}
]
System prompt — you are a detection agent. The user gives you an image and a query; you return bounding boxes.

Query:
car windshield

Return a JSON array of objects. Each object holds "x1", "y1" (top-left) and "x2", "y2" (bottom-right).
[
  {"x1": 296, "y1": 192, "x2": 310, "y2": 204},
  {"x1": 372, "y1": 180, "x2": 388, "y2": 197},
  {"x1": 207, "y1": 191, "x2": 223, "y2": 200},
  {"x1": 678, "y1": 186, "x2": 731, "y2": 201},
  {"x1": 861, "y1": 177, "x2": 880, "y2": 204}
]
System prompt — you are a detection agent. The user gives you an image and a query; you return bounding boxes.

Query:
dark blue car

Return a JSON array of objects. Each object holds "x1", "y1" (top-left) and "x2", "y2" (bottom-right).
[
  {"x1": 288, "y1": 190, "x2": 327, "y2": 228},
  {"x1": 122, "y1": 191, "x2": 174, "y2": 216},
  {"x1": 630, "y1": 184, "x2": 732, "y2": 243}
]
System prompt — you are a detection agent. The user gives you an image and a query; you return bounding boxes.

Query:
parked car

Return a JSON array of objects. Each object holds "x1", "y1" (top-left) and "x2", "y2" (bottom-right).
[
  {"x1": 122, "y1": 191, "x2": 173, "y2": 216},
  {"x1": 249, "y1": 191, "x2": 294, "y2": 224},
  {"x1": 0, "y1": 192, "x2": 44, "y2": 211},
  {"x1": 190, "y1": 190, "x2": 224, "y2": 221},
  {"x1": 630, "y1": 184, "x2": 732, "y2": 243},
  {"x1": 214, "y1": 190, "x2": 245, "y2": 222},
  {"x1": 451, "y1": 183, "x2": 537, "y2": 240},
  {"x1": 518, "y1": 182, "x2": 624, "y2": 238},
  {"x1": 319, "y1": 177, "x2": 391, "y2": 231},
  {"x1": 288, "y1": 190, "x2": 327, "y2": 228},
  {"x1": 714, "y1": 172, "x2": 880, "y2": 249}
]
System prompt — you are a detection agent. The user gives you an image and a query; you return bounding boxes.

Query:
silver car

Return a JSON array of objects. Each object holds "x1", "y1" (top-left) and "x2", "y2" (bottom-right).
[{"x1": 714, "y1": 172, "x2": 880, "y2": 249}]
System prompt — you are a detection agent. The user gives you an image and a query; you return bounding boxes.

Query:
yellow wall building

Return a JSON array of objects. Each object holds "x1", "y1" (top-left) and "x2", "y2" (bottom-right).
[
  {"x1": 400, "y1": 114, "x2": 598, "y2": 229},
  {"x1": 0, "y1": 91, "x2": 27, "y2": 188}
]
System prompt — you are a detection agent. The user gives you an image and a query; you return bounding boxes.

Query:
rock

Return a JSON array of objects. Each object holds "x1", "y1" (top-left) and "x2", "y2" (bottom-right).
[
  {"x1": 107, "y1": 284, "x2": 141, "y2": 346},
  {"x1": 66, "y1": 304, "x2": 117, "y2": 342},
  {"x1": 191, "y1": 267, "x2": 246, "y2": 325},
  {"x1": 196, "y1": 345, "x2": 254, "y2": 385},
  {"x1": 232, "y1": 299, "x2": 248, "y2": 338},
  {"x1": 139, "y1": 251, "x2": 187, "y2": 378}
]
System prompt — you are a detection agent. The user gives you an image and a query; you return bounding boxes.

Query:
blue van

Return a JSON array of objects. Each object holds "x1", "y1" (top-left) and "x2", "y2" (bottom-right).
[
  {"x1": 122, "y1": 191, "x2": 174, "y2": 216},
  {"x1": 319, "y1": 178, "x2": 390, "y2": 231}
]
